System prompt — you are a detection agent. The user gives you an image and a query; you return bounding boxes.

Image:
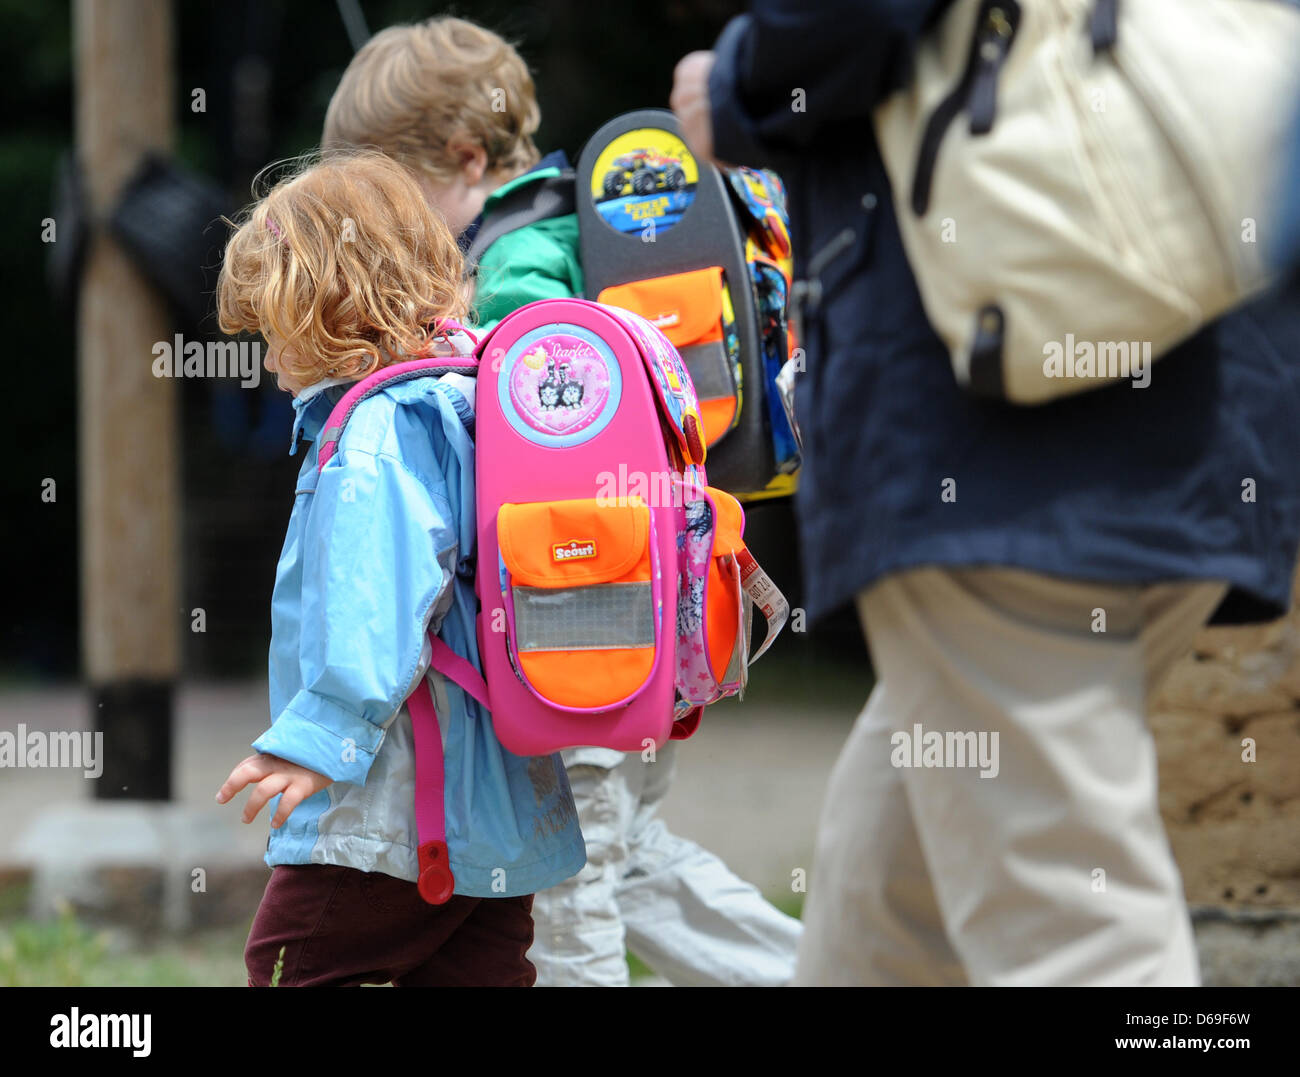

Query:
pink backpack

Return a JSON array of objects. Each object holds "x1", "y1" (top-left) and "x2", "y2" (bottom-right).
[
  {"x1": 315, "y1": 302, "x2": 788, "y2": 899},
  {"x1": 474, "y1": 298, "x2": 787, "y2": 756}
]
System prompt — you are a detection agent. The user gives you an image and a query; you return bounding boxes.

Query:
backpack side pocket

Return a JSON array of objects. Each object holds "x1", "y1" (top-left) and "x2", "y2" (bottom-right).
[{"x1": 675, "y1": 482, "x2": 748, "y2": 707}]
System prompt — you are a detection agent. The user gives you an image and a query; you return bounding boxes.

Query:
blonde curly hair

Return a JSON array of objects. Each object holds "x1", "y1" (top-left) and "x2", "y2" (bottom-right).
[
  {"x1": 217, "y1": 152, "x2": 468, "y2": 387},
  {"x1": 321, "y1": 15, "x2": 541, "y2": 184}
]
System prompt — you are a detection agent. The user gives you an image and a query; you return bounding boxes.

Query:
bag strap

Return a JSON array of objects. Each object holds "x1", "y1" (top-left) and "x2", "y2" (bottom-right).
[
  {"x1": 316, "y1": 354, "x2": 478, "y2": 472},
  {"x1": 428, "y1": 634, "x2": 491, "y2": 711},
  {"x1": 407, "y1": 633, "x2": 494, "y2": 905},
  {"x1": 464, "y1": 172, "x2": 577, "y2": 274},
  {"x1": 407, "y1": 658, "x2": 455, "y2": 905},
  {"x1": 1090, "y1": 0, "x2": 1119, "y2": 52}
]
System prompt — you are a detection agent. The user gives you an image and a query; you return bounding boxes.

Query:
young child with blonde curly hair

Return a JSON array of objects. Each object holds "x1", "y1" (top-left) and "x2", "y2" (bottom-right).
[
  {"x1": 214, "y1": 152, "x2": 584, "y2": 987},
  {"x1": 321, "y1": 14, "x2": 801, "y2": 988}
]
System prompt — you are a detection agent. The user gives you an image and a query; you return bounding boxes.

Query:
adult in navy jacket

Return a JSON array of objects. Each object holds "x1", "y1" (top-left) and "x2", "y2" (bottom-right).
[{"x1": 673, "y1": 1, "x2": 1300, "y2": 986}]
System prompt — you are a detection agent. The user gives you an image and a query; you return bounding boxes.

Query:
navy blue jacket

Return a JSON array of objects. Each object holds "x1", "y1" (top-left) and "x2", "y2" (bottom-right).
[
  {"x1": 708, "y1": 1, "x2": 1300, "y2": 625},
  {"x1": 1280, "y1": 96, "x2": 1300, "y2": 273}
]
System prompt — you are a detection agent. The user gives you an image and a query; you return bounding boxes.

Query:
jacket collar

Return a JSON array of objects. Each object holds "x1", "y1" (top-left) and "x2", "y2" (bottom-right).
[
  {"x1": 462, "y1": 149, "x2": 572, "y2": 246},
  {"x1": 485, "y1": 149, "x2": 571, "y2": 207},
  {"x1": 286, "y1": 325, "x2": 478, "y2": 456},
  {"x1": 289, "y1": 376, "x2": 354, "y2": 456}
]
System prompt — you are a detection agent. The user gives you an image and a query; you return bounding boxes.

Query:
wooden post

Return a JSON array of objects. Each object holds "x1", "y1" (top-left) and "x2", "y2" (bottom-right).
[{"x1": 75, "y1": 0, "x2": 179, "y2": 799}]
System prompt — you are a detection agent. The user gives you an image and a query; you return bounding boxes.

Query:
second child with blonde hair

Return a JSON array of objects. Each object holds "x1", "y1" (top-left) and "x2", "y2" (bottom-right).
[
  {"x1": 215, "y1": 152, "x2": 584, "y2": 987},
  {"x1": 323, "y1": 15, "x2": 581, "y2": 328}
]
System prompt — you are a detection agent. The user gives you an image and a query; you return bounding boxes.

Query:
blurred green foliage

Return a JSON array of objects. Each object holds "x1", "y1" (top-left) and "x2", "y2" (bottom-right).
[{"x1": 0, "y1": 902, "x2": 251, "y2": 986}]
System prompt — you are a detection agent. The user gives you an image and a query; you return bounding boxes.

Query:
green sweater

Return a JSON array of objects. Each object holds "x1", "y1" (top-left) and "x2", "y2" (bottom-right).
[{"x1": 472, "y1": 163, "x2": 585, "y2": 331}]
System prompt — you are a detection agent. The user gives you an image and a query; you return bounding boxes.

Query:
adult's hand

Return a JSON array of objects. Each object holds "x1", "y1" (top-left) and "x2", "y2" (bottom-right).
[{"x1": 671, "y1": 51, "x2": 725, "y2": 168}]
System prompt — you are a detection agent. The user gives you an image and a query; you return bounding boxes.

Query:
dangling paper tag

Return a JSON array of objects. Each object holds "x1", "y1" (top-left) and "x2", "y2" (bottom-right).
[
  {"x1": 725, "y1": 554, "x2": 751, "y2": 698},
  {"x1": 734, "y1": 547, "x2": 788, "y2": 664}
]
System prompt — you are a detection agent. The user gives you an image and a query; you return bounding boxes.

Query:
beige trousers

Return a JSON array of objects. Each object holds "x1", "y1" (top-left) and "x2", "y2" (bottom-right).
[{"x1": 794, "y1": 567, "x2": 1228, "y2": 986}]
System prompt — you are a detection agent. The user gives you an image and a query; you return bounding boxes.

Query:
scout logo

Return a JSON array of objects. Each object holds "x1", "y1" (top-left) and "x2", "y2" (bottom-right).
[
  {"x1": 649, "y1": 309, "x2": 680, "y2": 331},
  {"x1": 553, "y1": 539, "x2": 597, "y2": 563}
]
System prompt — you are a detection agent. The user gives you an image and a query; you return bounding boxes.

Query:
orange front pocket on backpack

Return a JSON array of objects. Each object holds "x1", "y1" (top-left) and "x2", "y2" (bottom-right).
[
  {"x1": 498, "y1": 498, "x2": 659, "y2": 710},
  {"x1": 598, "y1": 268, "x2": 740, "y2": 446}
]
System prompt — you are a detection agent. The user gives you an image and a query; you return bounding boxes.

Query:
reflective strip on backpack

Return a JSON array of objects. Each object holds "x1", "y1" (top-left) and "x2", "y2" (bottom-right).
[
  {"x1": 679, "y1": 341, "x2": 734, "y2": 399},
  {"x1": 512, "y1": 581, "x2": 655, "y2": 652}
]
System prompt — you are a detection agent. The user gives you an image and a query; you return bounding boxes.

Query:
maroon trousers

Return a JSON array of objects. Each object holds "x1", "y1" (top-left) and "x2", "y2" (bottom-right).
[{"x1": 244, "y1": 864, "x2": 537, "y2": 987}]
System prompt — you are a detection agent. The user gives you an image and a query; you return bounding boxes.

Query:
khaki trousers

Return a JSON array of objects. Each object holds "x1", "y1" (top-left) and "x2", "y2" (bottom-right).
[{"x1": 794, "y1": 567, "x2": 1227, "y2": 986}]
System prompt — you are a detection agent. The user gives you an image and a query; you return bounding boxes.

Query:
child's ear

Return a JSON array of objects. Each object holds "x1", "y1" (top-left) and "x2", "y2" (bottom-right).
[{"x1": 449, "y1": 140, "x2": 489, "y2": 186}]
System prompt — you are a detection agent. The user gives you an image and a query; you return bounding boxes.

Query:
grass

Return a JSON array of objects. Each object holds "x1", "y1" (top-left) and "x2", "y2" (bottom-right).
[
  {"x1": 0, "y1": 902, "x2": 251, "y2": 987},
  {"x1": 1, "y1": 895, "x2": 803, "y2": 986}
]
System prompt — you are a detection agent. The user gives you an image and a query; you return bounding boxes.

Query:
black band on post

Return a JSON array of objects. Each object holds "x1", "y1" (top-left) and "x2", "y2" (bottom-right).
[{"x1": 91, "y1": 679, "x2": 174, "y2": 800}]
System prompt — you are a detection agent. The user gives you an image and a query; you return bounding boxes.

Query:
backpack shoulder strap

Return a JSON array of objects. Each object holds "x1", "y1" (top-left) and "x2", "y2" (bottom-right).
[
  {"x1": 317, "y1": 353, "x2": 479, "y2": 473},
  {"x1": 428, "y1": 634, "x2": 490, "y2": 711},
  {"x1": 407, "y1": 665, "x2": 454, "y2": 905},
  {"x1": 464, "y1": 171, "x2": 577, "y2": 274}
]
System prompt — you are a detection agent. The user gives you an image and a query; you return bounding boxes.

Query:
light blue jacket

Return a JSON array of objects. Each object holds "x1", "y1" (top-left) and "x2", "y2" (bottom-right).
[{"x1": 253, "y1": 370, "x2": 586, "y2": 897}]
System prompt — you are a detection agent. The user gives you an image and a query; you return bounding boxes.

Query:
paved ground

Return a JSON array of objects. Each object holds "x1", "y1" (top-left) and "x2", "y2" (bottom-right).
[{"x1": 0, "y1": 681, "x2": 861, "y2": 901}]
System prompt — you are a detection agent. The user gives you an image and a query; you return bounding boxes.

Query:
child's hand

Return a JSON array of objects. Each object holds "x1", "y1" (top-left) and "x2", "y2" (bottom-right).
[{"x1": 215, "y1": 753, "x2": 333, "y2": 828}]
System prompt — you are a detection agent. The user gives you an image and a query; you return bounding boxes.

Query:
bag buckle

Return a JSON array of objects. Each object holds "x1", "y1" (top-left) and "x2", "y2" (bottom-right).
[{"x1": 417, "y1": 840, "x2": 455, "y2": 905}]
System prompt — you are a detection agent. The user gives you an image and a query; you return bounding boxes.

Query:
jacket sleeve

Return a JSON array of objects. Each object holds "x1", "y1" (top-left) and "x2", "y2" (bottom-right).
[
  {"x1": 252, "y1": 445, "x2": 456, "y2": 784},
  {"x1": 709, "y1": 0, "x2": 951, "y2": 169},
  {"x1": 473, "y1": 217, "x2": 584, "y2": 330}
]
